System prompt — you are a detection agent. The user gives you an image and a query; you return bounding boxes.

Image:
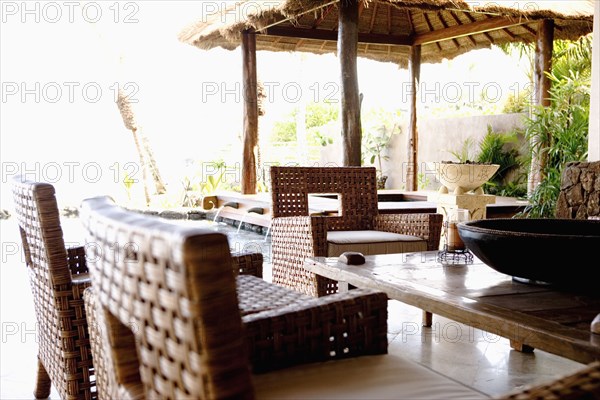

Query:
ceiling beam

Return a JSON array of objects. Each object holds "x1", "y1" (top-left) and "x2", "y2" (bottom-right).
[
  {"x1": 449, "y1": 11, "x2": 477, "y2": 46},
  {"x1": 422, "y1": 13, "x2": 443, "y2": 52},
  {"x1": 413, "y1": 16, "x2": 525, "y2": 45},
  {"x1": 263, "y1": 26, "x2": 412, "y2": 46}
]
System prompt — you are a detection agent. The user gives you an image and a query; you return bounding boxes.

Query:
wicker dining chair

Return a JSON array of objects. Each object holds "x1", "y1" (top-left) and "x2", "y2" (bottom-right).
[
  {"x1": 79, "y1": 195, "x2": 389, "y2": 399},
  {"x1": 11, "y1": 176, "x2": 96, "y2": 400},
  {"x1": 269, "y1": 166, "x2": 443, "y2": 297}
]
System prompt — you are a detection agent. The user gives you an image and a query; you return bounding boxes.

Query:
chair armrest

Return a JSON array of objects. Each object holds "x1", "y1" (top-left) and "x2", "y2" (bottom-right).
[
  {"x1": 231, "y1": 251, "x2": 263, "y2": 278},
  {"x1": 271, "y1": 216, "x2": 334, "y2": 296},
  {"x1": 271, "y1": 215, "x2": 328, "y2": 256},
  {"x1": 495, "y1": 361, "x2": 600, "y2": 399},
  {"x1": 374, "y1": 213, "x2": 443, "y2": 251},
  {"x1": 83, "y1": 287, "x2": 143, "y2": 400},
  {"x1": 243, "y1": 288, "x2": 388, "y2": 373},
  {"x1": 67, "y1": 246, "x2": 89, "y2": 276},
  {"x1": 83, "y1": 287, "x2": 113, "y2": 400}
]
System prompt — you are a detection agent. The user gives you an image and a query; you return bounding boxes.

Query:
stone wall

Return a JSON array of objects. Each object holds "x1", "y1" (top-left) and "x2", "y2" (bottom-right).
[{"x1": 556, "y1": 161, "x2": 600, "y2": 219}]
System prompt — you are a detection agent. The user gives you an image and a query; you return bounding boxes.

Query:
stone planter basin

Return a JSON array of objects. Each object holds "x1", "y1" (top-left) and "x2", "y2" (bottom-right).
[
  {"x1": 430, "y1": 162, "x2": 499, "y2": 194},
  {"x1": 458, "y1": 218, "x2": 600, "y2": 289}
]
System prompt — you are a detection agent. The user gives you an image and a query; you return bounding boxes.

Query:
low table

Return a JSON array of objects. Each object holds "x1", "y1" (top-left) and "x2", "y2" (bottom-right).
[{"x1": 305, "y1": 251, "x2": 600, "y2": 364}]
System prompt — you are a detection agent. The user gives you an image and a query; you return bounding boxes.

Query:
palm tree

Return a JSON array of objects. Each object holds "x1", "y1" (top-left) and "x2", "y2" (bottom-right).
[{"x1": 116, "y1": 89, "x2": 166, "y2": 206}]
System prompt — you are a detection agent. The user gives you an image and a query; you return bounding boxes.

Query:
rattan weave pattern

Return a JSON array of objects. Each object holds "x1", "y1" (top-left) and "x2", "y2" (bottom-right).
[
  {"x1": 80, "y1": 196, "x2": 389, "y2": 399},
  {"x1": 80, "y1": 196, "x2": 254, "y2": 399},
  {"x1": 269, "y1": 166, "x2": 443, "y2": 297},
  {"x1": 11, "y1": 176, "x2": 96, "y2": 400},
  {"x1": 497, "y1": 361, "x2": 600, "y2": 400},
  {"x1": 243, "y1": 287, "x2": 388, "y2": 373},
  {"x1": 271, "y1": 166, "x2": 379, "y2": 231},
  {"x1": 231, "y1": 251, "x2": 263, "y2": 278},
  {"x1": 374, "y1": 213, "x2": 442, "y2": 252}
]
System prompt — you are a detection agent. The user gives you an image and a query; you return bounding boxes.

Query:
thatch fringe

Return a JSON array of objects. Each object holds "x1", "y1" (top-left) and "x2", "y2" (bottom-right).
[{"x1": 178, "y1": 0, "x2": 593, "y2": 67}]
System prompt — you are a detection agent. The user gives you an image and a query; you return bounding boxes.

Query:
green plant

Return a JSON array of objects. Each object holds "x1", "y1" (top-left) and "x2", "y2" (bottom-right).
[
  {"x1": 123, "y1": 172, "x2": 135, "y2": 201},
  {"x1": 417, "y1": 172, "x2": 431, "y2": 190},
  {"x1": 502, "y1": 90, "x2": 530, "y2": 114},
  {"x1": 499, "y1": 35, "x2": 592, "y2": 218},
  {"x1": 520, "y1": 71, "x2": 590, "y2": 217},
  {"x1": 447, "y1": 137, "x2": 477, "y2": 163},
  {"x1": 270, "y1": 102, "x2": 339, "y2": 145},
  {"x1": 361, "y1": 108, "x2": 401, "y2": 178},
  {"x1": 198, "y1": 160, "x2": 227, "y2": 195},
  {"x1": 519, "y1": 39, "x2": 591, "y2": 218},
  {"x1": 477, "y1": 125, "x2": 525, "y2": 195}
]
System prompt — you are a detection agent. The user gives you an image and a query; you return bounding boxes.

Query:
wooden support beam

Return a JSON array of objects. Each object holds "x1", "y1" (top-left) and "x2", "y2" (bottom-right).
[
  {"x1": 414, "y1": 16, "x2": 524, "y2": 45},
  {"x1": 435, "y1": 13, "x2": 460, "y2": 49},
  {"x1": 423, "y1": 13, "x2": 443, "y2": 52},
  {"x1": 450, "y1": 11, "x2": 477, "y2": 46},
  {"x1": 406, "y1": 45, "x2": 421, "y2": 191},
  {"x1": 339, "y1": 0, "x2": 362, "y2": 166},
  {"x1": 521, "y1": 23, "x2": 538, "y2": 38},
  {"x1": 312, "y1": 4, "x2": 334, "y2": 29},
  {"x1": 501, "y1": 27, "x2": 518, "y2": 40},
  {"x1": 264, "y1": 26, "x2": 412, "y2": 46},
  {"x1": 242, "y1": 30, "x2": 258, "y2": 194},
  {"x1": 464, "y1": 12, "x2": 495, "y2": 44},
  {"x1": 368, "y1": 2, "x2": 378, "y2": 33},
  {"x1": 528, "y1": 19, "x2": 554, "y2": 194},
  {"x1": 387, "y1": 3, "x2": 392, "y2": 34}
]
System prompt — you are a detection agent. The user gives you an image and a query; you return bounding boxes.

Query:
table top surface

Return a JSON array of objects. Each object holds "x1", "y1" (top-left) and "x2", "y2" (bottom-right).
[{"x1": 306, "y1": 251, "x2": 600, "y2": 364}]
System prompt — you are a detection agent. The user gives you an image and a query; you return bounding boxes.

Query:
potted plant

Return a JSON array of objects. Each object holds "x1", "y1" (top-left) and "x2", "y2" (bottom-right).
[{"x1": 431, "y1": 138, "x2": 500, "y2": 195}]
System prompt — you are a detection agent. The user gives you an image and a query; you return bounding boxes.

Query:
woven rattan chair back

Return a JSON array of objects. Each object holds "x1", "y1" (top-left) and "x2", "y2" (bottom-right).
[
  {"x1": 80, "y1": 196, "x2": 254, "y2": 400},
  {"x1": 270, "y1": 166, "x2": 379, "y2": 231},
  {"x1": 11, "y1": 176, "x2": 95, "y2": 400}
]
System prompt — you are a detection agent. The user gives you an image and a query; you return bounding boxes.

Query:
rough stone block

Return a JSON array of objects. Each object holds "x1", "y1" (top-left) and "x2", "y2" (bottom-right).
[
  {"x1": 555, "y1": 193, "x2": 570, "y2": 218},
  {"x1": 575, "y1": 206, "x2": 588, "y2": 220},
  {"x1": 587, "y1": 192, "x2": 600, "y2": 216},
  {"x1": 560, "y1": 166, "x2": 580, "y2": 190},
  {"x1": 581, "y1": 171, "x2": 596, "y2": 192},
  {"x1": 566, "y1": 183, "x2": 584, "y2": 206}
]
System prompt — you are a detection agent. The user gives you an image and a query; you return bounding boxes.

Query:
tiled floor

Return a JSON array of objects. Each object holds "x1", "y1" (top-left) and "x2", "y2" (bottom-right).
[{"x1": 0, "y1": 218, "x2": 587, "y2": 399}]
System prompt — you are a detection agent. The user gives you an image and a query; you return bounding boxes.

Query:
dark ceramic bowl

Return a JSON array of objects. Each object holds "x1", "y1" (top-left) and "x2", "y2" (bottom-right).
[{"x1": 457, "y1": 218, "x2": 600, "y2": 289}]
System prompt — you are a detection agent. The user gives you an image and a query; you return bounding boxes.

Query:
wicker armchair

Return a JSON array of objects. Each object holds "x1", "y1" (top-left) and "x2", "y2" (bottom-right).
[
  {"x1": 11, "y1": 176, "x2": 95, "y2": 400},
  {"x1": 79, "y1": 196, "x2": 389, "y2": 399},
  {"x1": 269, "y1": 166, "x2": 443, "y2": 297}
]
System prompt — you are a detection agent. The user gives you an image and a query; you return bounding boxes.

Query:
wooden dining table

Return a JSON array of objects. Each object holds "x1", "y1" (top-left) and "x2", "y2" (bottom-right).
[{"x1": 305, "y1": 251, "x2": 600, "y2": 364}]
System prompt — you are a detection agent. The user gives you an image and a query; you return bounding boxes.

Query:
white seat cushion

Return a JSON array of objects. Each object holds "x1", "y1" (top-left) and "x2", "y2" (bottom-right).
[
  {"x1": 327, "y1": 230, "x2": 427, "y2": 256},
  {"x1": 253, "y1": 354, "x2": 488, "y2": 399}
]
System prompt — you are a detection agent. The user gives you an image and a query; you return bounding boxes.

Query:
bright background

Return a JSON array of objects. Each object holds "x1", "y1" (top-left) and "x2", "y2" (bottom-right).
[{"x1": 0, "y1": 1, "x2": 529, "y2": 208}]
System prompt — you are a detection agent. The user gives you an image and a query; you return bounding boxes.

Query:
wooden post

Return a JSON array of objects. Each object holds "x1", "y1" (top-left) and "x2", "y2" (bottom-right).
[
  {"x1": 528, "y1": 19, "x2": 554, "y2": 194},
  {"x1": 339, "y1": 0, "x2": 361, "y2": 166},
  {"x1": 406, "y1": 45, "x2": 421, "y2": 191},
  {"x1": 242, "y1": 30, "x2": 258, "y2": 194}
]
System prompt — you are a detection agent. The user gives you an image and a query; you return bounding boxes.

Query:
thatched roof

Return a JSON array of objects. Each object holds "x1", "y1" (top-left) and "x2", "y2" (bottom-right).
[{"x1": 178, "y1": 0, "x2": 594, "y2": 67}]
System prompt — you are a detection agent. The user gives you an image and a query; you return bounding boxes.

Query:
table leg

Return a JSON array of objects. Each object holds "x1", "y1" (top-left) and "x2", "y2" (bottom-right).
[
  {"x1": 422, "y1": 311, "x2": 432, "y2": 327},
  {"x1": 510, "y1": 340, "x2": 535, "y2": 353}
]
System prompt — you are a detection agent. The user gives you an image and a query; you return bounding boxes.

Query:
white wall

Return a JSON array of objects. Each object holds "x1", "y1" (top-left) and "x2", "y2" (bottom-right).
[
  {"x1": 589, "y1": 1, "x2": 600, "y2": 161},
  {"x1": 384, "y1": 113, "x2": 527, "y2": 190}
]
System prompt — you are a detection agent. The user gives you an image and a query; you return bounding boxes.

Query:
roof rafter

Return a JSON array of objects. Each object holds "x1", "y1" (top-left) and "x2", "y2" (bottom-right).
[
  {"x1": 413, "y1": 15, "x2": 526, "y2": 45},
  {"x1": 434, "y1": 12, "x2": 461, "y2": 49},
  {"x1": 463, "y1": 12, "x2": 495, "y2": 43},
  {"x1": 263, "y1": 26, "x2": 412, "y2": 46},
  {"x1": 422, "y1": 12, "x2": 443, "y2": 51},
  {"x1": 449, "y1": 11, "x2": 477, "y2": 46}
]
